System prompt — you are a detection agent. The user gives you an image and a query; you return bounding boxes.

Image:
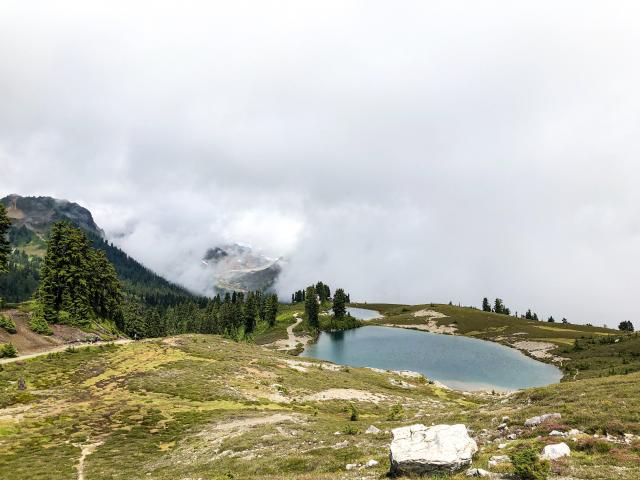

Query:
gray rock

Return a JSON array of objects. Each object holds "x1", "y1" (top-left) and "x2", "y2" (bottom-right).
[
  {"x1": 524, "y1": 413, "x2": 561, "y2": 427},
  {"x1": 366, "y1": 425, "x2": 381, "y2": 434},
  {"x1": 389, "y1": 424, "x2": 478, "y2": 476},
  {"x1": 541, "y1": 442, "x2": 570, "y2": 460},
  {"x1": 488, "y1": 455, "x2": 510, "y2": 467},
  {"x1": 466, "y1": 468, "x2": 492, "y2": 477},
  {"x1": 366, "y1": 459, "x2": 379, "y2": 467}
]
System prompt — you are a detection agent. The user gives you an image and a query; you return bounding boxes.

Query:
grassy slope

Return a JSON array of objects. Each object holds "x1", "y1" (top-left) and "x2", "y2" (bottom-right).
[
  {"x1": 355, "y1": 303, "x2": 640, "y2": 381},
  {"x1": 0, "y1": 333, "x2": 638, "y2": 479}
]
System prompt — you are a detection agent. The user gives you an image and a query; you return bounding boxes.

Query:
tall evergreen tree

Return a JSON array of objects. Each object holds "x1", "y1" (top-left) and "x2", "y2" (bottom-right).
[
  {"x1": 332, "y1": 288, "x2": 347, "y2": 319},
  {"x1": 305, "y1": 285, "x2": 319, "y2": 328},
  {"x1": 0, "y1": 204, "x2": 11, "y2": 275},
  {"x1": 243, "y1": 292, "x2": 257, "y2": 334},
  {"x1": 37, "y1": 222, "x2": 122, "y2": 326},
  {"x1": 266, "y1": 294, "x2": 279, "y2": 327},
  {"x1": 482, "y1": 297, "x2": 491, "y2": 312}
]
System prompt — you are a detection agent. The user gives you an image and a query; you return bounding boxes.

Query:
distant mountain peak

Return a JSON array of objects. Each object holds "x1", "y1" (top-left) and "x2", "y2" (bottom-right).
[
  {"x1": 202, "y1": 243, "x2": 282, "y2": 293},
  {"x1": 1, "y1": 194, "x2": 104, "y2": 237}
]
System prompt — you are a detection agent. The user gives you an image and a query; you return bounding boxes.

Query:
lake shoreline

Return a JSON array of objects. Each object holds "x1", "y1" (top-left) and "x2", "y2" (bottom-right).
[{"x1": 301, "y1": 323, "x2": 563, "y2": 392}]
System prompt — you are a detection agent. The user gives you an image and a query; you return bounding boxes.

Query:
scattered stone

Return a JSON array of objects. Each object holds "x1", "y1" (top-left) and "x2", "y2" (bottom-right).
[
  {"x1": 488, "y1": 455, "x2": 510, "y2": 467},
  {"x1": 497, "y1": 423, "x2": 508, "y2": 430},
  {"x1": 17, "y1": 378, "x2": 26, "y2": 391},
  {"x1": 466, "y1": 468, "x2": 492, "y2": 477},
  {"x1": 549, "y1": 430, "x2": 567, "y2": 437},
  {"x1": 568, "y1": 429, "x2": 583, "y2": 436},
  {"x1": 396, "y1": 370, "x2": 423, "y2": 379},
  {"x1": 498, "y1": 443, "x2": 507, "y2": 449},
  {"x1": 541, "y1": 442, "x2": 571, "y2": 461},
  {"x1": 366, "y1": 425, "x2": 381, "y2": 434},
  {"x1": 507, "y1": 434, "x2": 518, "y2": 440},
  {"x1": 524, "y1": 413, "x2": 561, "y2": 427},
  {"x1": 366, "y1": 459, "x2": 379, "y2": 468},
  {"x1": 389, "y1": 424, "x2": 478, "y2": 476},
  {"x1": 346, "y1": 463, "x2": 357, "y2": 470},
  {"x1": 332, "y1": 441, "x2": 348, "y2": 449},
  {"x1": 501, "y1": 416, "x2": 510, "y2": 423}
]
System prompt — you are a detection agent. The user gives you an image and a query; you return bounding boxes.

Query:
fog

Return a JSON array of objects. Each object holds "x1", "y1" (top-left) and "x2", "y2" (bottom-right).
[{"x1": 2, "y1": 1, "x2": 640, "y2": 327}]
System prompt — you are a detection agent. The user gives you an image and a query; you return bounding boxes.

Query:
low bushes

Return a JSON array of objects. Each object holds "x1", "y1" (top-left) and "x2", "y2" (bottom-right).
[
  {"x1": 511, "y1": 447, "x2": 550, "y2": 480},
  {"x1": 0, "y1": 343, "x2": 18, "y2": 358},
  {"x1": 0, "y1": 314, "x2": 17, "y2": 334},
  {"x1": 28, "y1": 313, "x2": 53, "y2": 335}
]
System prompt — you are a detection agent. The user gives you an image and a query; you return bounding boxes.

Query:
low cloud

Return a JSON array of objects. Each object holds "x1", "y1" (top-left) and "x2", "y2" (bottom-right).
[{"x1": 2, "y1": 1, "x2": 640, "y2": 327}]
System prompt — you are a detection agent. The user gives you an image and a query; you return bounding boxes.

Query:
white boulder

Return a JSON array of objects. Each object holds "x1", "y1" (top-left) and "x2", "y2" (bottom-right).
[
  {"x1": 541, "y1": 442, "x2": 571, "y2": 460},
  {"x1": 366, "y1": 425, "x2": 381, "y2": 434},
  {"x1": 390, "y1": 424, "x2": 478, "y2": 476},
  {"x1": 524, "y1": 413, "x2": 561, "y2": 427}
]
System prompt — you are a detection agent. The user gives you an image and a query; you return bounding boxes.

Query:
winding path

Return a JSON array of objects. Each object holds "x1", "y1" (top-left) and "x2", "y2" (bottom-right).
[
  {"x1": 0, "y1": 339, "x2": 131, "y2": 365},
  {"x1": 273, "y1": 315, "x2": 311, "y2": 351}
]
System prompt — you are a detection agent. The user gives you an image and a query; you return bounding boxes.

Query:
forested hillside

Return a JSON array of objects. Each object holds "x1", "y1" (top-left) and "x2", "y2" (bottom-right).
[{"x1": 0, "y1": 194, "x2": 195, "y2": 306}]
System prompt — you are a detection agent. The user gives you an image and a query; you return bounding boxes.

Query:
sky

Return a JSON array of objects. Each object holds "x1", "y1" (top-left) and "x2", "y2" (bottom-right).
[{"x1": 2, "y1": 1, "x2": 640, "y2": 327}]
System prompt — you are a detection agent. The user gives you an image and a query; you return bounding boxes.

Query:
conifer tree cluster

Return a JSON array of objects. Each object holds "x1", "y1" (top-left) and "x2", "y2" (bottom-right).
[
  {"x1": 37, "y1": 222, "x2": 122, "y2": 326},
  {"x1": 524, "y1": 309, "x2": 540, "y2": 321},
  {"x1": 292, "y1": 281, "x2": 337, "y2": 303},
  {"x1": 481, "y1": 297, "x2": 510, "y2": 315},
  {"x1": 120, "y1": 290, "x2": 279, "y2": 340}
]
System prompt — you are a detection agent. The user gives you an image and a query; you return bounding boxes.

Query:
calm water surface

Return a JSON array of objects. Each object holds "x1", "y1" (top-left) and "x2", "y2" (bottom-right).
[
  {"x1": 346, "y1": 307, "x2": 382, "y2": 320},
  {"x1": 302, "y1": 325, "x2": 563, "y2": 391}
]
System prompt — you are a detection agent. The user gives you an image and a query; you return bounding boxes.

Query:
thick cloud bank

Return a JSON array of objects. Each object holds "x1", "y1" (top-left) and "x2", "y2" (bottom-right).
[{"x1": 1, "y1": 1, "x2": 640, "y2": 327}]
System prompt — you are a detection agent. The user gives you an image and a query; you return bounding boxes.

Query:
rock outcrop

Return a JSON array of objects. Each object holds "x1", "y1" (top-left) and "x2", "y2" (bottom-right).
[
  {"x1": 389, "y1": 424, "x2": 477, "y2": 476},
  {"x1": 524, "y1": 413, "x2": 561, "y2": 427},
  {"x1": 541, "y1": 442, "x2": 571, "y2": 460}
]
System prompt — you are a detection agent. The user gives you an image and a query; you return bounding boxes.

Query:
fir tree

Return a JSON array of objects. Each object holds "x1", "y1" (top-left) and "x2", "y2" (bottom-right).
[
  {"x1": 332, "y1": 288, "x2": 347, "y2": 319},
  {"x1": 482, "y1": 297, "x2": 491, "y2": 312},
  {"x1": 243, "y1": 292, "x2": 257, "y2": 334},
  {"x1": 305, "y1": 285, "x2": 319, "y2": 328},
  {"x1": 266, "y1": 294, "x2": 278, "y2": 327},
  {"x1": 0, "y1": 204, "x2": 11, "y2": 274}
]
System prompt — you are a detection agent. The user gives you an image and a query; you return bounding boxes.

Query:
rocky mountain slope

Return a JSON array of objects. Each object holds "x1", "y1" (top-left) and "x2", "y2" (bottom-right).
[
  {"x1": 2, "y1": 194, "x2": 103, "y2": 237},
  {"x1": 203, "y1": 243, "x2": 282, "y2": 293},
  {"x1": 1, "y1": 194, "x2": 282, "y2": 297},
  {"x1": 0, "y1": 194, "x2": 194, "y2": 304}
]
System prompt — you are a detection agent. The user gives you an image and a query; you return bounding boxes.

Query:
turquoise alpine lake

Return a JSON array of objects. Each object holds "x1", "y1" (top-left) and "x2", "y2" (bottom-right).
[
  {"x1": 301, "y1": 325, "x2": 563, "y2": 391},
  {"x1": 346, "y1": 307, "x2": 382, "y2": 320}
]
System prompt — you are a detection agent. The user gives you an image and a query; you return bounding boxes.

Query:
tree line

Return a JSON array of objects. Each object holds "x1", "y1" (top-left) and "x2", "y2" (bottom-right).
[
  {"x1": 0, "y1": 217, "x2": 282, "y2": 341},
  {"x1": 482, "y1": 297, "x2": 571, "y2": 323},
  {"x1": 292, "y1": 281, "x2": 336, "y2": 304}
]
